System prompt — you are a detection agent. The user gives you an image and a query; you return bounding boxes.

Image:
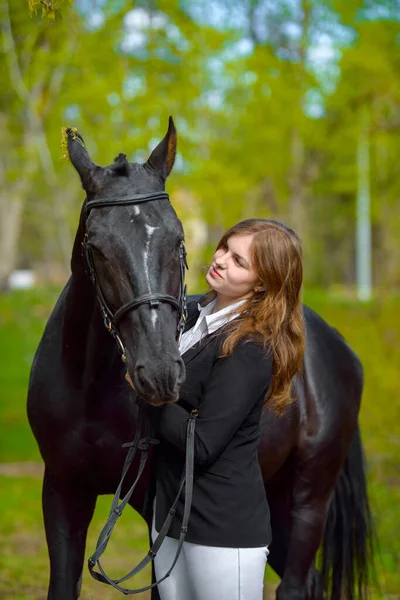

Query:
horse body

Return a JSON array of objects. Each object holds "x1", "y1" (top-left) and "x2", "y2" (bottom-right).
[
  {"x1": 258, "y1": 304, "x2": 363, "y2": 483},
  {"x1": 27, "y1": 122, "x2": 372, "y2": 600}
]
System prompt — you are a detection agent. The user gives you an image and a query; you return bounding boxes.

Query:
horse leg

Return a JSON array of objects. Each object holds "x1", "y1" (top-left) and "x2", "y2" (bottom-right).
[
  {"x1": 265, "y1": 468, "x2": 293, "y2": 580},
  {"x1": 275, "y1": 457, "x2": 339, "y2": 600},
  {"x1": 42, "y1": 467, "x2": 97, "y2": 600}
]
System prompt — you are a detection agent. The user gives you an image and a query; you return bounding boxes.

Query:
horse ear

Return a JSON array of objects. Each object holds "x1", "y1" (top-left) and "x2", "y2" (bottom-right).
[
  {"x1": 65, "y1": 128, "x2": 96, "y2": 189},
  {"x1": 146, "y1": 116, "x2": 177, "y2": 180}
]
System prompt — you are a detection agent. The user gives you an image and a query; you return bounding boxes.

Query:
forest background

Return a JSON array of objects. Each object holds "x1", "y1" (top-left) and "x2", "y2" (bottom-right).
[{"x1": 0, "y1": 0, "x2": 399, "y2": 598}]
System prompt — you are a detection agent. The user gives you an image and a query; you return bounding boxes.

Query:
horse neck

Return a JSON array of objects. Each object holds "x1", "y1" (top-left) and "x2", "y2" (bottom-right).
[{"x1": 63, "y1": 207, "x2": 118, "y2": 385}]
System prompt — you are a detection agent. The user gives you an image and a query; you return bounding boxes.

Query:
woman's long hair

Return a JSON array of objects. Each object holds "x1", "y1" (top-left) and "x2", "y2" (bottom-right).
[{"x1": 203, "y1": 219, "x2": 306, "y2": 415}]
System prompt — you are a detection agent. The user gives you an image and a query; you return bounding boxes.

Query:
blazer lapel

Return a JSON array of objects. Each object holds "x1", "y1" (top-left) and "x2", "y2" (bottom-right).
[
  {"x1": 182, "y1": 334, "x2": 216, "y2": 365},
  {"x1": 181, "y1": 298, "x2": 228, "y2": 365},
  {"x1": 181, "y1": 301, "x2": 212, "y2": 365}
]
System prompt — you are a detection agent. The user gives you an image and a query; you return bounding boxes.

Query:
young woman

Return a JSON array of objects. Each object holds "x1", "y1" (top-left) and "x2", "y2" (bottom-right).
[{"x1": 127, "y1": 218, "x2": 306, "y2": 600}]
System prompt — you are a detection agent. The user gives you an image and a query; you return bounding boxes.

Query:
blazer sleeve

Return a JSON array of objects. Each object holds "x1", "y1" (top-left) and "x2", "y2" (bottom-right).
[{"x1": 155, "y1": 339, "x2": 272, "y2": 466}]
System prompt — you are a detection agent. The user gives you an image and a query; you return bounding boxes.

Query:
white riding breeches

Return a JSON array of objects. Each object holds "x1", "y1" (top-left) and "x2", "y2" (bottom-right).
[{"x1": 151, "y1": 508, "x2": 269, "y2": 600}]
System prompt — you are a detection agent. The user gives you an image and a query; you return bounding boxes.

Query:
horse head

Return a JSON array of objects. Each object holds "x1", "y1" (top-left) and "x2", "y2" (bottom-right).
[{"x1": 66, "y1": 118, "x2": 186, "y2": 405}]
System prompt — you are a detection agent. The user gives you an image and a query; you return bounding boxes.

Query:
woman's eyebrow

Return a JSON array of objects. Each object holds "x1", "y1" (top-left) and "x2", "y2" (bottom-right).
[{"x1": 227, "y1": 243, "x2": 249, "y2": 266}]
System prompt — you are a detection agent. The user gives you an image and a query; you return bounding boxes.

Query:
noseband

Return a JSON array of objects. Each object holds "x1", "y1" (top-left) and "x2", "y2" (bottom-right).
[{"x1": 82, "y1": 191, "x2": 188, "y2": 361}]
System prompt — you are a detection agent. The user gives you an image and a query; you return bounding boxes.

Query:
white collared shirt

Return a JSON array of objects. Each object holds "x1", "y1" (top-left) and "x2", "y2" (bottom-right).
[{"x1": 179, "y1": 298, "x2": 246, "y2": 356}]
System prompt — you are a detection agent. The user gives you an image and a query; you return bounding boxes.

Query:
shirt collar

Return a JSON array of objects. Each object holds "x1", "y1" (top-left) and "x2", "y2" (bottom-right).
[{"x1": 194, "y1": 298, "x2": 246, "y2": 335}]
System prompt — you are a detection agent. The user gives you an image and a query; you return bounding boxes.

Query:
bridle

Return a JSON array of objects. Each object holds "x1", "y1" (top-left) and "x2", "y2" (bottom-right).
[
  {"x1": 84, "y1": 190, "x2": 196, "y2": 594},
  {"x1": 81, "y1": 191, "x2": 188, "y2": 361}
]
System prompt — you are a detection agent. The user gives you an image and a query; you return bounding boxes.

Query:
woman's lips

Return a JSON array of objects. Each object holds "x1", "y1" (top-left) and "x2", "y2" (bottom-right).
[{"x1": 210, "y1": 266, "x2": 223, "y2": 279}]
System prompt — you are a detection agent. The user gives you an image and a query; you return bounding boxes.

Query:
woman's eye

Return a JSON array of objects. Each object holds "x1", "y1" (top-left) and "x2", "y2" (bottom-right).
[{"x1": 234, "y1": 257, "x2": 243, "y2": 267}]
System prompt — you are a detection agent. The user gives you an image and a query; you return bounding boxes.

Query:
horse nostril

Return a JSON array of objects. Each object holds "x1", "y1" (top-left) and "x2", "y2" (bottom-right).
[{"x1": 135, "y1": 365, "x2": 147, "y2": 388}]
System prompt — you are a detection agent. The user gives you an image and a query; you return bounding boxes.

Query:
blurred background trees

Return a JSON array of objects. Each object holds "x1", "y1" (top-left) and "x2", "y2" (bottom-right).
[
  {"x1": 1, "y1": 3, "x2": 400, "y2": 597},
  {"x1": 1, "y1": 0, "x2": 399, "y2": 292}
]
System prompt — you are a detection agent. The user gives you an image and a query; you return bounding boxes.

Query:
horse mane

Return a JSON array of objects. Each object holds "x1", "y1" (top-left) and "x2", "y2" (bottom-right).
[{"x1": 112, "y1": 153, "x2": 129, "y2": 176}]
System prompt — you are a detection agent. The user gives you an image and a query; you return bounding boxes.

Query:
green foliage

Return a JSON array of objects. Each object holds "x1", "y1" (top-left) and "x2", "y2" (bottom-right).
[
  {"x1": 2, "y1": 0, "x2": 400, "y2": 290},
  {"x1": 28, "y1": 0, "x2": 74, "y2": 21}
]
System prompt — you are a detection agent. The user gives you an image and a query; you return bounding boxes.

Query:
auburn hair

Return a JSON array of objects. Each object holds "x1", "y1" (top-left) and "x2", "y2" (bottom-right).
[{"x1": 202, "y1": 219, "x2": 306, "y2": 415}]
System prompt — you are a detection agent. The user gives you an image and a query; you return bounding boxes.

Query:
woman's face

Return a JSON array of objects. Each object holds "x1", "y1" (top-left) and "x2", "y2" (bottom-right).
[{"x1": 205, "y1": 234, "x2": 259, "y2": 302}]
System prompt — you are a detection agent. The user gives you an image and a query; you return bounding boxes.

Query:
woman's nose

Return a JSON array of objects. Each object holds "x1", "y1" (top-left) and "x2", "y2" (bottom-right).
[{"x1": 215, "y1": 254, "x2": 227, "y2": 268}]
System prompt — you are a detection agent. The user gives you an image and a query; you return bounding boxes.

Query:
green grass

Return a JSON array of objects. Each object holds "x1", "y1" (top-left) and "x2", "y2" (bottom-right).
[{"x1": 0, "y1": 287, "x2": 399, "y2": 598}]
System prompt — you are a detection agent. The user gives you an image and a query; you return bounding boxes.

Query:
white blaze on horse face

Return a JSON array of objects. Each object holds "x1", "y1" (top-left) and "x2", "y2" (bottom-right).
[{"x1": 144, "y1": 223, "x2": 160, "y2": 328}]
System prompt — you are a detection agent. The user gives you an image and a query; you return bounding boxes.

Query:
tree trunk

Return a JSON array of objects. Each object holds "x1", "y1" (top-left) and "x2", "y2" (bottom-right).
[
  {"x1": 288, "y1": 128, "x2": 308, "y2": 242},
  {"x1": 0, "y1": 194, "x2": 24, "y2": 289}
]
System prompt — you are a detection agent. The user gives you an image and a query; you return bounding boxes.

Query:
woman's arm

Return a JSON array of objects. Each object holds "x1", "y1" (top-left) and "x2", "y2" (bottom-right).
[{"x1": 154, "y1": 340, "x2": 272, "y2": 466}]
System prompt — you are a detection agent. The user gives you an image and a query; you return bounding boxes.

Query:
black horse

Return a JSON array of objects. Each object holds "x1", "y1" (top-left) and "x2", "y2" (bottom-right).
[{"x1": 27, "y1": 120, "x2": 373, "y2": 600}]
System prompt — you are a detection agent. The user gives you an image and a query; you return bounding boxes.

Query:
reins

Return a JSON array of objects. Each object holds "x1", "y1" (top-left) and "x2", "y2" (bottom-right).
[{"x1": 88, "y1": 407, "x2": 198, "y2": 594}]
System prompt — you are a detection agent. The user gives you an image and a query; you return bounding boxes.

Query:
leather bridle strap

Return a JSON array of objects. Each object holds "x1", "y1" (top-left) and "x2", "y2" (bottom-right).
[
  {"x1": 82, "y1": 190, "x2": 188, "y2": 359},
  {"x1": 113, "y1": 294, "x2": 180, "y2": 325},
  {"x1": 85, "y1": 191, "x2": 170, "y2": 214},
  {"x1": 88, "y1": 409, "x2": 198, "y2": 594}
]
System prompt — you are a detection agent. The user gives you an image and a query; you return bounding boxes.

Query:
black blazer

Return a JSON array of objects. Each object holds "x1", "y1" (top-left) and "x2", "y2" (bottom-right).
[{"x1": 151, "y1": 301, "x2": 273, "y2": 548}]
